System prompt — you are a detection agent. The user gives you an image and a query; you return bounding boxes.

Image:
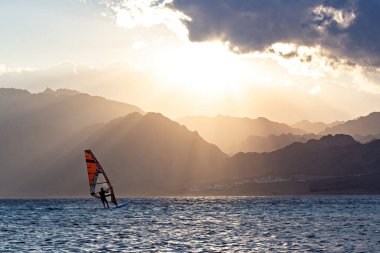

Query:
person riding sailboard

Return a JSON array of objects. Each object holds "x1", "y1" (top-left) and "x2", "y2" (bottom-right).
[
  {"x1": 84, "y1": 150, "x2": 118, "y2": 208},
  {"x1": 99, "y1": 187, "x2": 110, "y2": 208}
]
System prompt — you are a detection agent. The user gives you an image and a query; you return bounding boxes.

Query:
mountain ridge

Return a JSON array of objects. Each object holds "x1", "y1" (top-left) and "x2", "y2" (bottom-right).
[
  {"x1": 291, "y1": 120, "x2": 343, "y2": 134},
  {"x1": 178, "y1": 115, "x2": 306, "y2": 154},
  {"x1": 4, "y1": 112, "x2": 228, "y2": 197},
  {"x1": 239, "y1": 133, "x2": 321, "y2": 153},
  {"x1": 322, "y1": 112, "x2": 380, "y2": 136},
  {"x1": 1, "y1": 88, "x2": 380, "y2": 196}
]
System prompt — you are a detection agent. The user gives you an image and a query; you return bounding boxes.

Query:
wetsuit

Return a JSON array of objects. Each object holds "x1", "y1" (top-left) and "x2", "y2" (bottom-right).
[{"x1": 99, "y1": 189, "x2": 109, "y2": 208}]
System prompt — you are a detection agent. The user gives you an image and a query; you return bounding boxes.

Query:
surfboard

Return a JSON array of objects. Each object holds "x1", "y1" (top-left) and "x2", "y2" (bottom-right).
[{"x1": 115, "y1": 202, "x2": 128, "y2": 208}]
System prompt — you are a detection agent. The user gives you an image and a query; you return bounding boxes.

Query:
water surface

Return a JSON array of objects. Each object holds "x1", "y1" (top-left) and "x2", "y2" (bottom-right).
[{"x1": 1, "y1": 196, "x2": 379, "y2": 252}]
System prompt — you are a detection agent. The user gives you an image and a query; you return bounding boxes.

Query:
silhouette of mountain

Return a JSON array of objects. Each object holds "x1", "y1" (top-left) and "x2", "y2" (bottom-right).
[
  {"x1": 239, "y1": 133, "x2": 321, "y2": 153},
  {"x1": 322, "y1": 112, "x2": 380, "y2": 136},
  {"x1": 42, "y1": 88, "x2": 81, "y2": 96},
  {"x1": 230, "y1": 134, "x2": 360, "y2": 178},
  {"x1": 0, "y1": 88, "x2": 144, "y2": 193},
  {"x1": 1, "y1": 112, "x2": 227, "y2": 197},
  {"x1": 1, "y1": 89, "x2": 380, "y2": 197},
  {"x1": 0, "y1": 88, "x2": 144, "y2": 142},
  {"x1": 178, "y1": 115, "x2": 305, "y2": 154},
  {"x1": 353, "y1": 133, "x2": 380, "y2": 143},
  {"x1": 291, "y1": 120, "x2": 342, "y2": 134},
  {"x1": 0, "y1": 88, "x2": 143, "y2": 131},
  {"x1": 220, "y1": 134, "x2": 380, "y2": 195}
]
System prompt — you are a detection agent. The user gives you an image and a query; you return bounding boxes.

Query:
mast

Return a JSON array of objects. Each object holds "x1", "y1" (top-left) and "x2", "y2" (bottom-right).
[{"x1": 84, "y1": 150, "x2": 118, "y2": 206}]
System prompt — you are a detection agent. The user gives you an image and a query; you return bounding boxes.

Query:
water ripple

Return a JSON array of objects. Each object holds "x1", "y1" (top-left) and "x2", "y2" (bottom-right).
[{"x1": 0, "y1": 196, "x2": 379, "y2": 252}]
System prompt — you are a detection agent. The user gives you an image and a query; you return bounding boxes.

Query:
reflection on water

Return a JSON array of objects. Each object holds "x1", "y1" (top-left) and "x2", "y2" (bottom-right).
[{"x1": 0, "y1": 196, "x2": 379, "y2": 252}]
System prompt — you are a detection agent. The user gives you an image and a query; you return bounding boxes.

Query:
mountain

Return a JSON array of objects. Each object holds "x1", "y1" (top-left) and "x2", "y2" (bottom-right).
[
  {"x1": 229, "y1": 134, "x2": 361, "y2": 178},
  {"x1": 178, "y1": 115, "x2": 305, "y2": 154},
  {"x1": 0, "y1": 88, "x2": 144, "y2": 132},
  {"x1": 0, "y1": 88, "x2": 144, "y2": 191},
  {"x1": 213, "y1": 135, "x2": 380, "y2": 195},
  {"x1": 1, "y1": 89, "x2": 380, "y2": 197},
  {"x1": 353, "y1": 133, "x2": 380, "y2": 144},
  {"x1": 238, "y1": 133, "x2": 321, "y2": 153},
  {"x1": 1, "y1": 112, "x2": 227, "y2": 197},
  {"x1": 322, "y1": 112, "x2": 380, "y2": 136},
  {"x1": 291, "y1": 120, "x2": 342, "y2": 134}
]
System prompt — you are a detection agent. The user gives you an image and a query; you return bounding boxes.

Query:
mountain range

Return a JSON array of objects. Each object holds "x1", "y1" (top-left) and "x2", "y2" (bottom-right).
[
  {"x1": 7, "y1": 112, "x2": 227, "y2": 197},
  {"x1": 179, "y1": 113, "x2": 380, "y2": 154},
  {"x1": 291, "y1": 120, "x2": 342, "y2": 134},
  {"x1": 219, "y1": 135, "x2": 380, "y2": 195},
  {"x1": 322, "y1": 112, "x2": 380, "y2": 136},
  {"x1": 238, "y1": 133, "x2": 321, "y2": 153},
  {"x1": 0, "y1": 88, "x2": 143, "y2": 196},
  {"x1": 178, "y1": 115, "x2": 305, "y2": 154},
  {"x1": 1, "y1": 88, "x2": 380, "y2": 197}
]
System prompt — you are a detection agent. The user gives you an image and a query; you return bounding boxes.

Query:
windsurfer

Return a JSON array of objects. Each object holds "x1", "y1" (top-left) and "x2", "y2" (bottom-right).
[
  {"x1": 85, "y1": 150, "x2": 118, "y2": 208},
  {"x1": 99, "y1": 187, "x2": 109, "y2": 208}
]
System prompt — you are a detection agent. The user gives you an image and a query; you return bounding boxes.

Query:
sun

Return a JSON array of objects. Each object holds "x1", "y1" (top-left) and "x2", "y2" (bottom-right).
[{"x1": 156, "y1": 41, "x2": 249, "y2": 99}]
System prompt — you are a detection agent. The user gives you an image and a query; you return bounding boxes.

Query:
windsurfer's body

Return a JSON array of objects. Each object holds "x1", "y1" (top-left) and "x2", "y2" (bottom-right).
[{"x1": 99, "y1": 187, "x2": 109, "y2": 208}]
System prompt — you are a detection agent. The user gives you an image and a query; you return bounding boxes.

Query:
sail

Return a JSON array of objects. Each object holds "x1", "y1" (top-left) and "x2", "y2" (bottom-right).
[{"x1": 84, "y1": 150, "x2": 118, "y2": 206}]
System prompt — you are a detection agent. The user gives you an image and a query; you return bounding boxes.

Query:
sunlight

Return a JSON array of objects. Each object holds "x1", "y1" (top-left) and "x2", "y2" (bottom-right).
[
  {"x1": 157, "y1": 41, "x2": 251, "y2": 99},
  {"x1": 265, "y1": 42, "x2": 333, "y2": 78},
  {"x1": 113, "y1": 0, "x2": 190, "y2": 39}
]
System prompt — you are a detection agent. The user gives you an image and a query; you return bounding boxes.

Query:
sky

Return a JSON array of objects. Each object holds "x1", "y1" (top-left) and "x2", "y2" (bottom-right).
[{"x1": 1, "y1": 0, "x2": 380, "y2": 123}]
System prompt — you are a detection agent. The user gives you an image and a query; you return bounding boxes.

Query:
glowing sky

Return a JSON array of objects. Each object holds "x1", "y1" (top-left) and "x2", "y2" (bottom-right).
[{"x1": 2, "y1": 0, "x2": 380, "y2": 123}]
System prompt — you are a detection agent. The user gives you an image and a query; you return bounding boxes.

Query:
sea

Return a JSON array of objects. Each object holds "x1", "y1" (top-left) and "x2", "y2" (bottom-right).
[{"x1": 1, "y1": 196, "x2": 379, "y2": 252}]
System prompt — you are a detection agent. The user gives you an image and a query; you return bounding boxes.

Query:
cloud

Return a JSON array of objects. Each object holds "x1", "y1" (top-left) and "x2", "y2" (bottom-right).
[
  {"x1": 102, "y1": 0, "x2": 190, "y2": 39},
  {"x1": 313, "y1": 4, "x2": 356, "y2": 30},
  {"x1": 170, "y1": 0, "x2": 380, "y2": 67},
  {"x1": 0, "y1": 65, "x2": 34, "y2": 76}
]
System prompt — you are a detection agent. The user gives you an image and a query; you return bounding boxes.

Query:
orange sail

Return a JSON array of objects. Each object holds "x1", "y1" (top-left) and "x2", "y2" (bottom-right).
[{"x1": 84, "y1": 150, "x2": 118, "y2": 206}]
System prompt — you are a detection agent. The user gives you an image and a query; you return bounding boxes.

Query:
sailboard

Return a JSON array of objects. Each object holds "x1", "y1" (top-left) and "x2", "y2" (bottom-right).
[{"x1": 84, "y1": 149, "x2": 118, "y2": 207}]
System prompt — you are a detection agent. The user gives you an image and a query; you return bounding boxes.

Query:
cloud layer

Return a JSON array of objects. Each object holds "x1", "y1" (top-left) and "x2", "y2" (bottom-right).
[{"x1": 171, "y1": 0, "x2": 380, "y2": 67}]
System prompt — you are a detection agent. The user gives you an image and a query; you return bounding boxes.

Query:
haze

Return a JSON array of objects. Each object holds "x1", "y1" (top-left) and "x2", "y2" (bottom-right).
[
  {"x1": 2, "y1": 0, "x2": 380, "y2": 198},
  {"x1": 2, "y1": 0, "x2": 380, "y2": 123}
]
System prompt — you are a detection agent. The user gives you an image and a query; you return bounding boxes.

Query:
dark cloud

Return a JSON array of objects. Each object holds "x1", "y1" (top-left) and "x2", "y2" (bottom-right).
[{"x1": 170, "y1": 0, "x2": 380, "y2": 67}]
